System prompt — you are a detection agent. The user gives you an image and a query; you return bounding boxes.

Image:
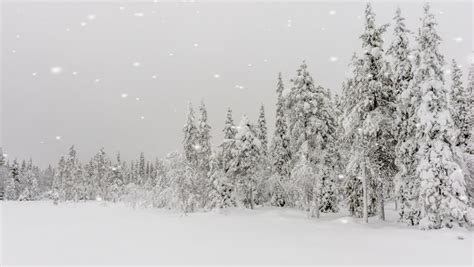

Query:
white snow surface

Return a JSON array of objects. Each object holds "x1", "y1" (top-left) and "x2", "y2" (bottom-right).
[{"x1": 1, "y1": 201, "x2": 472, "y2": 265}]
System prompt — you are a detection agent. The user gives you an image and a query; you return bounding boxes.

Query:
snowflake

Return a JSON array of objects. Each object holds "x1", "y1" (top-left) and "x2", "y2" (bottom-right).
[
  {"x1": 66, "y1": 28, "x2": 71, "y2": 32},
  {"x1": 50, "y1": 66, "x2": 63, "y2": 75},
  {"x1": 454, "y1": 37, "x2": 463, "y2": 43},
  {"x1": 15, "y1": 34, "x2": 20, "y2": 39},
  {"x1": 55, "y1": 136, "x2": 61, "y2": 140},
  {"x1": 87, "y1": 14, "x2": 96, "y2": 20},
  {"x1": 248, "y1": 63, "x2": 252, "y2": 67},
  {"x1": 134, "y1": 13, "x2": 144, "y2": 17},
  {"x1": 193, "y1": 43, "x2": 199, "y2": 47},
  {"x1": 80, "y1": 22, "x2": 87, "y2": 27},
  {"x1": 263, "y1": 59, "x2": 268, "y2": 63},
  {"x1": 135, "y1": 97, "x2": 140, "y2": 101},
  {"x1": 95, "y1": 78, "x2": 101, "y2": 83},
  {"x1": 132, "y1": 62, "x2": 141, "y2": 67},
  {"x1": 72, "y1": 71, "x2": 78, "y2": 75},
  {"x1": 169, "y1": 52, "x2": 174, "y2": 57},
  {"x1": 140, "y1": 116, "x2": 145, "y2": 120},
  {"x1": 11, "y1": 49, "x2": 16, "y2": 54},
  {"x1": 152, "y1": 75, "x2": 157, "y2": 79},
  {"x1": 213, "y1": 74, "x2": 220, "y2": 79},
  {"x1": 39, "y1": 141, "x2": 45, "y2": 144},
  {"x1": 329, "y1": 10, "x2": 336, "y2": 15},
  {"x1": 119, "y1": 6, "x2": 125, "y2": 11},
  {"x1": 321, "y1": 27, "x2": 326, "y2": 31},
  {"x1": 32, "y1": 72, "x2": 37, "y2": 76},
  {"x1": 121, "y1": 93, "x2": 128, "y2": 98},
  {"x1": 235, "y1": 85, "x2": 244, "y2": 89},
  {"x1": 329, "y1": 57, "x2": 338, "y2": 62}
]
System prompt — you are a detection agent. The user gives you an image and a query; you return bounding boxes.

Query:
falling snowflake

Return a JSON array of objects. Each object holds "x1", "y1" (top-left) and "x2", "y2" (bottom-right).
[
  {"x1": 321, "y1": 27, "x2": 326, "y2": 31},
  {"x1": 152, "y1": 75, "x2": 157, "y2": 79},
  {"x1": 55, "y1": 136, "x2": 62, "y2": 140},
  {"x1": 213, "y1": 74, "x2": 220, "y2": 79},
  {"x1": 66, "y1": 28, "x2": 71, "y2": 32},
  {"x1": 119, "y1": 6, "x2": 125, "y2": 11},
  {"x1": 140, "y1": 116, "x2": 145, "y2": 120},
  {"x1": 95, "y1": 78, "x2": 101, "y2": 83},
  {"x1": 40, "y1": 141, "x2": 45, "y2": 144},
  {"x1": 135, "y1": 97, "x2": 140, "y2": 101},
  {"x1": 454, "y1": 37, "x2": 463, "y2": 43},
  {"x1": 263, "y1": 59, "x2": 268, "y2": 63},
  {"x1": 248, "y1": 63, "x2": 253, "y2": 67},
  {"x1": 235, "y1": 85, "x2": 245, "y2": 89},
  {"x1": 32, "y1": 72, "x2": 37, "y2": 76},
  {"x1": 132, "y1": 62, "x2": 141, "y2": 67},
  {"x1": 169, "y1": 52, "x2": 174, "y2": 57},
  {"x1": 11, "y1": 49, "x2": 16, "y2": 54},
  {"x1": 329, "y1": 57, "x2": 338, "y2": 62},
  {"x1": 80, "y1": 22, "x2": 87, "y2": 27},
  {"x1": 15, "y1": 34, "x2": 20, "y2": 39},
  {"x1": 72, "y1": 71, "x2": 78, "y2": 75},
  {"x1": 121, "y1": 93, "x2": 128, "y2": 98},
  {"x1": 134, "y1": 13, "x2": 144, "y2": 17},
  {"x1": 87, "y1": 14, "x2": 96, "y2": 20},
  {"x1": 50, "y1": 66, "x2": 63, "y2": 75},
  {"x1": 329, "y1": 10, "x2": 336, "y2": 15},
  {"x1": 193, "y1": 43, "x2": 199, "y2": 47}
]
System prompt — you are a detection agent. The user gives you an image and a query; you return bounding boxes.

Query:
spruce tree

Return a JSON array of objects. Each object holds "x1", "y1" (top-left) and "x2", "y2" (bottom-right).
[
  {"x1": 449, "y1": 59, "x2": 471, "y2": 150},
  {"x1": 183, "y1": 103, "x2": 199, "y2": 168},
  {"x1": 270, "y1": 73, "x2": 291, "y2": 207},
  {"x1": 341, "y1": 4, "x2": 391, "y2": 221},
  {"x1": 413, "y1": 4, "x2": 470, "y2": 229},
  {"x1": 221, "y1": 107, "x2": 237, "y2": 173},
  {"x1": 228, "y1": 115, "x2": 262, "y2": 209},
  {"x1": 196, "y1": 101, "x2": 212, "y2": 173},
  {"x1": 257, "y1": 104, "x2": 268, "y2": 157}
]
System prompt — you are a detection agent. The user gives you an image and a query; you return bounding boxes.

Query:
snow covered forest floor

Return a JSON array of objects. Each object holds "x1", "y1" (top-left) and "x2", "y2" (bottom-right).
[{"x1": 1, "y1": 201, "x2": 473, "y2": 265}]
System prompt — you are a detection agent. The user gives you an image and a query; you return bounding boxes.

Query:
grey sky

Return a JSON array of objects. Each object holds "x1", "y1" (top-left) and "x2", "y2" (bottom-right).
[{"x1": 1, "y1": 0, "x2": 472, "y2": 167}]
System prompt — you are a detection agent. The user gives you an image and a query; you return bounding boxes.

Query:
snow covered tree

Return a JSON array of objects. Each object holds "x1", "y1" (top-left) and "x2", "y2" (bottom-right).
[
  {"x1": 413, "y1": 4, "x2": 470, "y2": 229},
  {"x1": 257, "y1": 104, "x2": 268, "y2": 157},
  {"x1": 291, "y1": 143, "x2": 320, "y2": 218},
  {"x1": 341, "y1": 4, "x2": 393, "y2": 222},
  {"x1": 196, "y1": 101, "x2": 212, "y2": 174},
  {"x1": 449, "y1": 59, "x2": 471, "y2": 150},
  {"x1": 221, "y1": 107, "x2": 237, "y2": 173},
  {"x1": 19, "y1": 160, "x2": 40, "y2": 201},
  {"x1": 183, "y1": 103, "x2": 199, "y2": 168},
  {"x1": 228, "y1": 115, "x2": 262, "y2": 209},
  {"x1": 269, "y1": 73, "x2": 292, "y2": 207},
  {"x1": 90, "y1": 148, "x2": 112, "y2": 200},
  {"x1": 208, "y1": 152, "x2": 235, "y2": 208},
  {"x1": 5, "y1": 160, "x2": 21, "y2": 200}
]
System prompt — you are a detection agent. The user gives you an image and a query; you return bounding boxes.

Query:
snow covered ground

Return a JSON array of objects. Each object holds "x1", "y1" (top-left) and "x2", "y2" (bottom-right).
[{"x1": 1, "y1": 201, "x2": 473, "y2": 266}]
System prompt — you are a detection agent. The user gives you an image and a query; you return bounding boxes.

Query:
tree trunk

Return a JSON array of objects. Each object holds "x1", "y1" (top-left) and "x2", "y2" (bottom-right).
[
  {"x1": 314, "y1": 186, "x2": 320, "y2": 219},
  {"x1": 249, "y1": 185, "x2": 254, "y2": 210},
  {"x1": 362, "y1": 160, "x2": 368, "y2": 223},
  {"x1": 379, "y1": 180, "x2": 385, "y2": 221}
]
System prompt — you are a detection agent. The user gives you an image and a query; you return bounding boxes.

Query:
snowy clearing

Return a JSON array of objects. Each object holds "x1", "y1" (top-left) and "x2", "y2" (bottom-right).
[{"x1": 1, "y1": 201, "x2": 472, "y2": 265}]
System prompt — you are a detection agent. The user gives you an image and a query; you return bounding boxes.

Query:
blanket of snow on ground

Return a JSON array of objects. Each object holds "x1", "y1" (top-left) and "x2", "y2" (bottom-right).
[{"x1": 1, "y1": 201, "x2": 473, "y2": 265}]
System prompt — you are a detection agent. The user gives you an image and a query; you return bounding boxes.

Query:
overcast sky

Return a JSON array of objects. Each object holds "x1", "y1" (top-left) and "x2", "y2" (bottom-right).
[{"x1": 1, "y1": 0, "x2": 473, "y2": 167}]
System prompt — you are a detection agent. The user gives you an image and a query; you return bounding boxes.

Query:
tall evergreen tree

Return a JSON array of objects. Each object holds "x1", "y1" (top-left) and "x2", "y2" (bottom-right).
[
  {"x1": 386, "y1": 7, "x2": 419, "y2": 223},
  {"x1": 256, "y1": 104, "x2": 268, "y2": 157},
  {"x1": 228, "y1": 115, "x2": 262, "y2": 209},
  {"x1": 413, "y1": 4, "x2": 470, "y2": 229},
  {"x1": 196, "y1": 101, "x2": 212, "y2": 173},
  {"x1": 270, "y1": 73, "x2": 291, "y2": 206},
  {"x1": 449, "y1": 59, "x2": 471, "y2": 150},
  {"x1": 221, "y1": 107, "x2": 237, "y2": 173},
  {"x1": 341, "y1": 4, "x2": 391, "y2": 222},
  {"x1": 183, "y1": 103, "x2": 199, "y2": 168}
]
